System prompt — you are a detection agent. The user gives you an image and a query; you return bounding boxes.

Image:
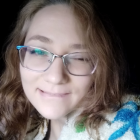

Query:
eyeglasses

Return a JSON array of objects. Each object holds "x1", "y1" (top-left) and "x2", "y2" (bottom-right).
[{"x1": 17, "y1": 45, "x2": 98, "y2": 76}]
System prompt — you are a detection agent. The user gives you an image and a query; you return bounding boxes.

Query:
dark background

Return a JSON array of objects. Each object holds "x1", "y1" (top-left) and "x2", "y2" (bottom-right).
[{"x1": 0, "y1": 0, "x2": 139, "y2": 94}]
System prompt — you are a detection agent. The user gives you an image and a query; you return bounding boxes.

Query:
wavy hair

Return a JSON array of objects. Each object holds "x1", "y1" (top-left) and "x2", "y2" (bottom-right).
[{"x1": 0, "y1": 0, "x2": 127, "y2": 139}]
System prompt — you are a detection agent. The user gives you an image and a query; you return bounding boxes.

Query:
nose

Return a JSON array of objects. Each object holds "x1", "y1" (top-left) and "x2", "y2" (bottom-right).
[{"x1": 43, "y1": 57, "x2": 69, "y2": 84}]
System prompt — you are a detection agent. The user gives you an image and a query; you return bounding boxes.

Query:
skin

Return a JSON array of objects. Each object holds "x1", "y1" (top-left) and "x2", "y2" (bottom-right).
[{"x1": 20, "y1": 4, "x2": 92, "y2": 139}]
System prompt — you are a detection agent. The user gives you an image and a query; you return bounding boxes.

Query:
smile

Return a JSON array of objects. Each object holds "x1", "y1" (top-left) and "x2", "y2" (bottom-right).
[{"x1": 38, "y1": 89, "x2": 70, "y2": 98}]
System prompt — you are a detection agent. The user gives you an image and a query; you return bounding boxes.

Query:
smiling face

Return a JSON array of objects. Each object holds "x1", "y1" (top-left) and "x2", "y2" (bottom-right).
[{"x1": 20, "y1": 4, "x2": 92, "y2": 119}]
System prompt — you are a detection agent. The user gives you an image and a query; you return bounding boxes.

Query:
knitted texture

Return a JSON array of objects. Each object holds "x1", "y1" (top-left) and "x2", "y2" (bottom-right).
[{"x1": 24, "y1": 95, "x2": 140, "y2": 140}]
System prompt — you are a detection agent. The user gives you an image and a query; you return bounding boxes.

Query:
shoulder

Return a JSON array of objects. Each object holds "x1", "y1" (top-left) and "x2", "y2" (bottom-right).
[{"x1": 99, "y1": 94, "x2": 140, "y2": 140}]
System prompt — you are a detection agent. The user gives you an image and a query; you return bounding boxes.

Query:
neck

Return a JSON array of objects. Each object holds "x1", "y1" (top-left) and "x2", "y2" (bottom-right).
[{"x1": 50, "y1": 117, "x2": 67, "y2": 140}]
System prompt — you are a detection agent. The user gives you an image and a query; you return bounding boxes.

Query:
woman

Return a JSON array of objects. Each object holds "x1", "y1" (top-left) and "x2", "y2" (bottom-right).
[{"x1": 0, "y1": 0, "x2": 139, "y2": 139}]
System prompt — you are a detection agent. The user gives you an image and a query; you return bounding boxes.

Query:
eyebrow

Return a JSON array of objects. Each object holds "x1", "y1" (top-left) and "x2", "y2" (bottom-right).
[
  {"x1": 70, "y1": 44, "x2": 85, "y2": 50},
  {"x1": 27, "y1": 35, "x2": 85, "y2": 49},
  {"x1": 27, "y1": 35, "x2": 53, "y2": 43}
]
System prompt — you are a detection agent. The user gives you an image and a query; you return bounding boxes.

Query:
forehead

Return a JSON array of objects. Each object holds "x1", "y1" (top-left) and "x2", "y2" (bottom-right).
[{"x1": 25, "y1": 4, "x2": 84, "y2": 45}]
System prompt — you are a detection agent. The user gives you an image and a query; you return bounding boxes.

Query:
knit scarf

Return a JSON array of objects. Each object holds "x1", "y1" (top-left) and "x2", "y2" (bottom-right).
[{"x1": 24, "y1": 95, "x2": 140, "y2": 140}]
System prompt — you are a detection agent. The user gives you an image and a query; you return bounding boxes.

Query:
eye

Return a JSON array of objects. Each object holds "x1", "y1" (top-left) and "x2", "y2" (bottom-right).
[
  {"x1": 71, "y1": 54, "x2": 91, "y2": 62},
  {"x1": 29, "y1": 48, "x2": 48, "y2": 56},
  {"x1": 34, "y1": 48, "x2": 46, "y2": 55},
  {"x1": 73, "y1": 57, "x2": 90, "y2": 62}
]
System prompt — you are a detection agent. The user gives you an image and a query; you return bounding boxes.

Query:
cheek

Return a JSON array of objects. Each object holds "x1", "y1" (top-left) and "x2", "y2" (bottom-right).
[
  {"x1": 71, "y1": 76, "x2": 92, "y2": 108},
  {"x1": 20, "y1": 65, "x2": 40, "y2": 104},
  {"x1": 20, "y1": 65, "x2": 30, "y2": 83},
  {"x1": 73, "y1": 76, "x2": 92, "y2": 95},
  {"x1": 20, "y1": 65, "x2": 38, "y2": 89}
]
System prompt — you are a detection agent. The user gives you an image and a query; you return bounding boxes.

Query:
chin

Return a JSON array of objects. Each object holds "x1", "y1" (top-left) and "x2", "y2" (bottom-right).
[{"x1": 37, "y1": 108, "x2": 68, "y2": 120}]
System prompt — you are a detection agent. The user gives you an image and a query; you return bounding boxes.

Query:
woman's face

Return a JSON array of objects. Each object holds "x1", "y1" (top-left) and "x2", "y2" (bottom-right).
[{"x1": 20, "y1": 4, "x2": 92, "y2": 119}]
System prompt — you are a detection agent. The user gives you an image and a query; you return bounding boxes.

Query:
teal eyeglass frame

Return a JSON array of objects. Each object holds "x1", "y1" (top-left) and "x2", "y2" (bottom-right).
[{"x1": 17, "y1": 45, "x2": 98, "y2": 76}]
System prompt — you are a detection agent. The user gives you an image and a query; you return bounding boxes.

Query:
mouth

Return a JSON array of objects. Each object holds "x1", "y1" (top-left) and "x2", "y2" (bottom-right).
[{"x1": 38, "y1": 89, "x2": 70, "y2": 98}]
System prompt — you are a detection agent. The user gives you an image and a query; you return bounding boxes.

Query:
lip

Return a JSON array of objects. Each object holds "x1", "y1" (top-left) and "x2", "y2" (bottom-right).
[{"x1": 38, "y1": 89, "x2": 70, "y2": 98}]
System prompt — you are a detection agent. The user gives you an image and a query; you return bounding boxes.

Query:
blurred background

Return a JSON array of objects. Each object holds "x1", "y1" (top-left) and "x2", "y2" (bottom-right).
[{"x1": 0, "y1": 0, "x2": 139, "y2": 94}]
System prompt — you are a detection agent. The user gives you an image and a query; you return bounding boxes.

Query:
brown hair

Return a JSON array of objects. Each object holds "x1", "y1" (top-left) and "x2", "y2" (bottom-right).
[{"x1": 0, "y1": 0, "x2": 127, "y2": 139}]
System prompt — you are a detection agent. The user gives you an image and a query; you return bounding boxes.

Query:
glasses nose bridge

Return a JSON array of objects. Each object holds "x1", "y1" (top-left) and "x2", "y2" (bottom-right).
[{"x1": 53, "y1": 54, "x2": 65, "y2": 63}]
